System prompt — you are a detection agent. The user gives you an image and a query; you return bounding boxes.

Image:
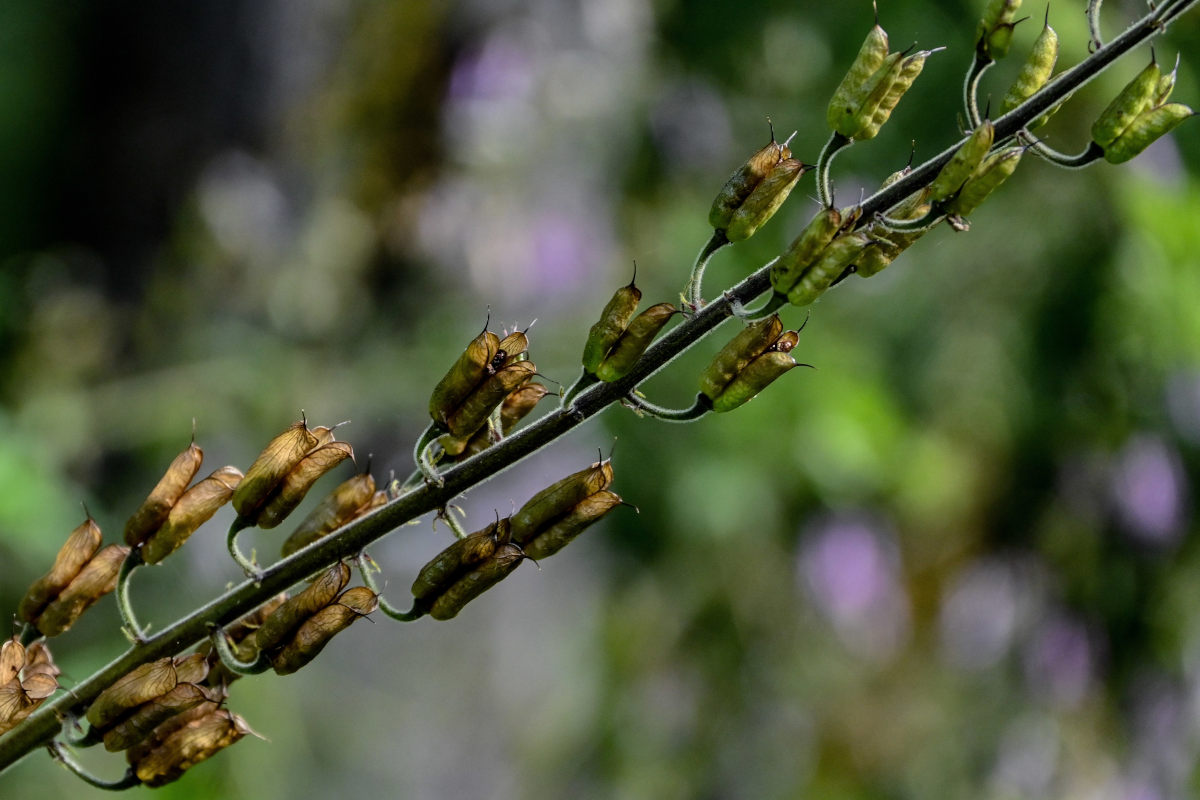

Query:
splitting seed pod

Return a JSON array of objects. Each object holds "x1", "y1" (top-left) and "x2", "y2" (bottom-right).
[
  {"x1": 124, "y1": 440, "x2": 204, "y2": 548},
  {"x1": 0, "y1": 639, "x2": 60, "y2": 736},
  {"x1": 976, "y1": 0, "x2": 1022, "y2": 61},
  {"x1": 786, "y1": 230, "x2": 873, "y2": 307},
  {"x1": 709, "y1": 129, "x2": 793, "y2": 232},
  {"x1": 593, "y1": 303, "x2": 679, "y2": 382},
  {"x1": 410, "y1": 517, "x2": 525, "y2": 620},
  {"x1": 1001, "y1": 17, "x2": 1059, "y2": 116},
  {"x1": 929, "y1": 120, "x2": 995, "y2": 202},
  {"x1": 86, "y1": 654, "x2": 212, "y2": 752},
  {"x1": 21, "y1": 534, "x2": 129, "y2": 638},
  {"x1": 724, "y1": 158, "x2": 807, "y2": 242},
  {"x1": 127, "y1": 705, "x2": 253, "y2": 788},
  {"x1": 770, "y1": 207, "x2": 847, "y2": 296},
  {"x1": 140, "y1": 466, "x2": 243, "y2": 565},
  {"x1": 944, "y1": 146, "x2": 1024, "y2": 219},
  {"x1": 268, "y1": 586, "x2": 378, "y2": 675},
  {"x1": 281, "y1": 470, "x2": 377, "y2": 557},
  {"x1": 583, "y1": 280, "x2": 642, "y2": 375},
  {"x1": 510, "y1": 460, "x2": 622, "y2": 559},
  {"x1": 17, "y1": 516, "x2": 103, "y2": 625}
]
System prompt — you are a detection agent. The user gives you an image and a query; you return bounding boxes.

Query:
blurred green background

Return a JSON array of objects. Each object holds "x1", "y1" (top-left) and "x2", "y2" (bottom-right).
[{"x1": 2, "y1": 0, "x2": 1199, "y2": 797}]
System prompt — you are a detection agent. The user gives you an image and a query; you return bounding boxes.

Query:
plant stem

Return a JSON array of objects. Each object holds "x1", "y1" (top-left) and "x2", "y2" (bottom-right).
[
  {"x1": 624, "y1": 392, "x2": 711, "y2": 422},
  {"x1": 685, "y1": 231, "x2": 730, "y2": 310},
  {"x1": 815, "y1": 132, "x2": 851, "y2": 207}
]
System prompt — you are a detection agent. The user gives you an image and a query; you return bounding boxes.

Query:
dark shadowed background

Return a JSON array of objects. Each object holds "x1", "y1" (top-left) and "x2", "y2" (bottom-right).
[{"x1": 2, "y1": 0, "x2": 1200, "y2": 797}]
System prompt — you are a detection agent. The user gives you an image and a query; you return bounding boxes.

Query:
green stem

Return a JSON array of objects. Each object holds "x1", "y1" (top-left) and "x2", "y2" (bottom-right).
[
  {"x1": 47, "y1": 741, "x2": 140, "y2": 790},
  {"x1": 438, "y1": 507, "x2": 469, "y2": 541},
  {"x1": 1020, "y1": 136, "x2": 1104, "y2": 169},
  {"x1": 413, "y1": 422, "x2": 445, "y2": 488},
  {"x1": 205, "y1": 624, "x2": 270, "y2": 676},
  {"x1": 226, "y1": 519, "x2": 261, "y2": 582},
  {"x1": 624, "y1": 392, "x2": 712, "y2": 423},
  {"x1": 963, "y1": 54, "x2": 992, "y2": 129},
  {"x1": 1087, "y1": 0, "x2": 1104, "y2": 51},
  {"x1": 685, "y1": 230, "x2": 730, "y2": 310},
  {"x1": 115, "y1": 550, "x2": 147, "y2": 643},
  {"x1": 875, "y1": 206, "x2": 942, "y2": 232},
  {"x1": 815, "y1": 132, "x2": 851, "y2": 207},
  {"x1": 731, "y1": 291, "x2": 787, "y2": 322},
  {"x1": 562, "y1": 369, "x2": 599, "y2": 407},
  {"x1": 355, "y1": 553, "x2": 424, "y2": 621}
]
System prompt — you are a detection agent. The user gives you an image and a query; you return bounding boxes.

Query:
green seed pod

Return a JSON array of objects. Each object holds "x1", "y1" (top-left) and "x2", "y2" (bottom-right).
[
  {"x1": 34, "y1": 544, "x2": 129, "y2": 637},
  {"x1": 280, "y1": 471, "x2": 377, "y2": 557},
  {"x1": 510, "y1": 460, "x2": 615, "y2": 544},
  {"x1": 249, "y1": 442, "x2": 354, "y2": 530},
  {"x1": 771, "y1": 207, "x2": 844, "y2": 296},
  {"x1": 1001, "y1": 21, "x2": 1059, "y2": 114},
  {"x1": 444, "y1": 360, "x2": 538, "y2": 439},
  {"x1": 786, "y1": 230, "x2": 873, "y2": 307},
  {"x1": 270, "y1": 586, "x2": 378, "y2": 675},
  {"x1": 520, "y1": 490, "x2": 623, "y2": 560},
  {"x1": 976, "y1": 0, "x2": 1022, "y2": 61},
  {"x1": 582, "y1": 280, "x2": 642, "y2": 374},
  {"x1": 827, "y1": 23, "x2": 890, "y2": 133},
  {"x1": 700, "y1": 315, "x2": 785, "y2": 401},
  {"x1": 711, "y1": 351, "x2": 798, "y2": 413},
  {"x1": 1092, "y1": 58, "x2": 1161, "y2": 148},
  {"x1": 125, "y1": 440, "x2": 204, "y2": 547},
  {"x1": 929, "y1": 120, "x2": 995, "y2": 202},
  {"x1": 141, "y1": 466, "x2": 243, "y2": 565},
  {"x1": 1103, "y1": 102, "x2": 1194, "y2": 163},
  {"x1": 428, "y1": 544, "x2": 525, "y2": 621},
  {"x1": 101, "y1": 683, "x2": 210, "y2": 753},
  {"x1": 429, "y1": 330, "x2": 501, "y2": 429},
  {"x1": 412, "y1": 518, "x2": 512, "y2": 602},
  {"x1": 255, "y1": 563, "x2": 352, "y2": 653},
  {"x1": 944, "y1": 146, "x2": 1024, "y2": 216},
  {"x1": 131, "y1": 708, "x2": 251, "y2": 788},
  {"x1": 231, "y1": 420, "x2": 320, "y2": 517},
  {"x1": 18, "y1": 517, "x2": 102, "y2": 624},
  {"x1": 1155, "y1": 59, "x2": 1179, "y2": 107},
  {"x1": 860, "y1": 50, "x2": 931, "y2": 140},
  {"x1": 725, "y1": 158, "x2": 806, "y2": 242},
  {"x1": 595, "y1": 303, "x2": 679, "y2": 382},
  {"x1": 708, "y1": 134, "x2": 792, "y2": 231}
]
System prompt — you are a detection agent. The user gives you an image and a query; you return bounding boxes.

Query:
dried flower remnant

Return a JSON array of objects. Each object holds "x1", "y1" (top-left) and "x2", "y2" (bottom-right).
[{"x1": 0, "y1": 639, "x2": 59, "y2": 736}]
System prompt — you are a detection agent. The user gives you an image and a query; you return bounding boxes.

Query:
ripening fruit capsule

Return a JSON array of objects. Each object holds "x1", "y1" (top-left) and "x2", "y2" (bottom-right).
[
  {"x1": 18, "y1": 517, "x2": 103, "y2": 625},
  {"x1": 771, "y1": 207, "x2": 845, "y2": 296},
  {"x1": 269, "y1": 586, "x2": 378, "y2": 674},
  {"x1": 255, "y1": 563, "x2": 352, "y2": 654},
  {"x1": 724, "y1": 158, "x2": 807, "y2": 242},
  {"x1": 141, "y1": 466, "x2": 243, "y2": 565},
  {"x1": 709, "y1": 132, "x2": 792, "y2": 232},
  {"x1": 976, "y1": 0, "x2": 1022, "y2": 61},
  {"x1": 786, "y1": 230, "x2": 873, "y2": 307},
  {"x1": 704, "y1": 328, "x2": 800, "y2": 412},
  {"x1": 510, "y1": 460, "x2": 615, "y2": 545},
  {"x1": 280, "y1": 470, "x2": 377, "y2": 557},
  {"x1": 944, "y1": 146, "x2": 1024, "y2": 217},
  {"x1": 125, "y1": 440, "x2": 204, "y2": 547},
  {"x1": 429, "y1": 330, "x2": 500, "y2": 429},
  {"x1": 594, "y1": 303, "x2": 678, "y2": 382},
  {"x1": 1001, "y1": 19, "x2": 1058, "y2": 115},
  {"x1": 1103, "y1": 103, "x2": 1194, "y2": 163},
  {"x1": 827, "y1": 22, "x2": 890, "y2": 134},
  {"x1": 1092, "y1": 58, "x2": 1161, "y2": 149},
  {"x1": 129, "y1": 707, "x2": 252, "y2": 788},
  {"x1": 250, "y1": 441, "x2": 354, "y2": 529},
  {"x1": 929, "y1": 120, "x2": 995, "y2": 202},
  {"x1": 583, "y1": 280, "x2": 642, "y2": 375},
  {"x1": 231, "y1": 420, "x2": 320, "y2": 518}
]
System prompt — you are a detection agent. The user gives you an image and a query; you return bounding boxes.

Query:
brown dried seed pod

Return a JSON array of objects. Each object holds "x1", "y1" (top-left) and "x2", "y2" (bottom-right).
[
  {"x1": 255, "y1": 563, "x2": 352, "y2": 653},
  {"x1": 132, "y1": 708, "x2": 251, "y2": 788},
  {"x1": 123, "y1": 696, "x2": 223, "y2": 767},
  {"x1": 699, "y1": 315, "x2": 785, "y2": 401},
  {"x1": 444, "y1": 360, "x2": 538, "y2": 438},
  {"x1": 22, "y1": 641, "x2": 60, "y2": 681},
  {"x1": 34, "y1": 544, "x2": 130, "y2": 637},
  {"x1": 270, "y1": 586, "x2": 378, "y2": 675},
  {"x1": 510, "y1": 461, "x2": 614, "y2": 545},
  {"x1": 231, "y1": 420, "x2": 320, "y2": 517},
  {"x1": 124, "y1": 441, "x2": 204, "y2": 547},
  {"x1": 430, "y1": 330, "x2": 501, "y2": 428},
  {"x1": 411, "y1": 518, "x2": 511, "y2": 602},
  {"x1": 454, "y1": 383, "x2": 549, "y2": 461},
  {"x1": 252, "y1": 441, "x2": 355, "y2": 529},
  {"x1": 18, "y1": 517, "x2": 103, "y2": 624},
  {"x1": 199, "y1": 596, "x2": 286, "y2": 687},
  {"x1": 141, "y1": 466, "x2": 243, "y2": 565},
  {"x1": 429, "y1": 544, "x2": 525, "y2": 621},
  {"x1": 280, "y1": 471, "x2": 377, "y2": 557},
  {"x1": 521, "y1": 490, "x2": 623, "y2": 560},
  {"x1": 87, "y1": 658, "x2": 178, "y2": 730},
  {"x1": 101, "y1": 682, "x2": 211, "y2": 753}
]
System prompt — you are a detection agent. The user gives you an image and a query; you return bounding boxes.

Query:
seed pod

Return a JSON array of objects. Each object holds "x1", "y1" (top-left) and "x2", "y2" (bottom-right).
[
  {"x1": 251, "y1": 441, "x2": 354, "y2": 529},
  {"x1": 231, "y1": 420, "x2": 320, "y2": 517},
  {"x1": 510, "y1": 461, "x2": 614, "y2": 544},
  {"x1": 429, "y1": 330, "x2": 501, "y2": 428},
  {"x1": 976, "y1": 0, "x2": 1022, "y2": 61},
  {"x1": 141, "y1": 466, "x2": 243, "y2": 565},
  {"x1": 101, "y1": 683, "x2": 211, "y2": 753},
  {"x1": 711, "y1": 351, "x2": 798, "y2": 413},
  {"x1": 17, "y1": 517, "x2": 102, "y2": 624},
  {"x1": 270, "y1": 586, "x2": 378, "y2": 675},
  {"x1": 1103, "y1": 102, "x2": 1194, "y2": 163},
  {"x1": 833, "y1": 50, "x2": 908, "y2": 140},
  {"x1": 1001, "y1": 20, "x2": 1059, "y2": 114},
  {"x1": 827, "y1": 22, "x2": 890, "y2": 133},
  {"x1": 944, "y1": 146, "x2": 1024, "y2": 216},
  {"x1": 709, "y1": 134, "x2": 792, "y2": 231},
  {"x1": 786, "y1": 230, "x2": 873, "y2": 307},
  {"x1": 411, "y1": 518, "x2": 512, "y2": 602},
  {"x1": 124, "y1": 441, "x2": 204, "y2": 547},
  {"x1": 595, "y1": 303, "x2": 679, "y2": 382},
  {"x1": 582, "y1": 281, "x2": 642, "y2": 374},
  {"x1": 929, "y1": 120, "x2": 995, "y2": 202},
  {"x1": 34, "y1": 544, "x2": 129, "y2": 637},
  {"x1": 457, "y1": 383, "x2": 549, "y2": 460},
  {"x1": 429, "y1": 544, "x2": 525, "y2": 621},
  {"x1": 699, "y1": 315, "x2": 785, "y2": 401},
  {"x1": 281, "y1": 471, "x2": 377, "y2": 557},
  {"x1": 0, "y1": 639, "x2": 61, "y2": 735},
  {"x1": 521, "y1": 490, "x2": 623, "y2": 560},
  {"x1": 444, "y1": 360, "x2": 538, "y2": 439},
  {"x1": 255, "y1": 563, "x2": 351, "y2": 653},
  {"x1": 131, "y1": 708, "x2": 252, "y2": 788},
  {"x1": 771, "y1": 207, "x2": 844, "y2": 296},
  {"x1": 725, "y1": 158, "x2": 806, "y2": 242},
  {"x1": 87, "y1": 658, "x2": 178, "y2": 730},
  {"x1": 1092, "y1": 58, "x2": 1161, "y2": 148},
  {"x1": 199, "y1": 596, "x2": 286, "y2": 687},
  {"x1": 860, "y1": 49, "x2": 931, "y2": 140}
]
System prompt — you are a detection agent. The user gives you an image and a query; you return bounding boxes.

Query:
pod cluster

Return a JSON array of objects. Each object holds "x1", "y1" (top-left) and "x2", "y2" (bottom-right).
[
  {"x1": 582, "y1": 278, "x2": 678, "y2": 383},
  {"x1": 826, "y1": 20, "x2": 931, "y2": 141},
  {"x1": 0, "y1": 638, "x2": 59, "y2": 736},
  {"x1": 708, "y1": 131, "x2": 807, "y2": 242},
  {"x1": 700, "y1": 315, "x2": 801, "y2": 413},
  {"x1": 1091, "y1": 57, "x2": 1194, "y2": 164}
]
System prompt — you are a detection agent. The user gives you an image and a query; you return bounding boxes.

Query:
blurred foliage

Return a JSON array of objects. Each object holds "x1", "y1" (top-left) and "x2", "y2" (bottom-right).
[{"x1": 2, "y1": 0, "x2": 1200, "y2": 798}]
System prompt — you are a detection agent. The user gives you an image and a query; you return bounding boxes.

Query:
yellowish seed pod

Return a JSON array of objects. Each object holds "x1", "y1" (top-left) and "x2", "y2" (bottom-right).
[
  {"x1": 771, "y1": 207, "x2": 844, "y2": 296},
  {"x1": 17, "y1": 517, "x2": 103, "y2": 624},
  {"x1": 786, "y1": 230, "x2": 872, "y2": 307},
  {"x1": 124, "y1": 441, "x2": 204, "y2": 547},
  {"x1": 929, "y1": 120, "x2": 995, "y2": 202},
  {"x1": 429, "y1": 330, "x2": 501, "y2": 429},
  {"x1": 131, "y1": 708, "x2": 251, "y2": 788},
  {"x1": 1001, "y1": 21, "x2": 1059, "y2": 114},
  {"x1": 520, "y1": 490, "x2": 623, "y2": 560},
  {"x1": 582, "y1": 281, "x2": 642, "y2": 374},
  {"x1": 699, "y1": 315, "x2": 785, "y2": 401},
  {"x1": 428, "y1": 544, "x2": 524, "y2": 621},
  {"x1": 860, "y1": 50, "x2": 931, "y2": 140},
  {"x1": 595, "y1": 303, "x2": 678, "y2": 382},
  {"x1": 945, "y1": 146, "x2": 1024, "y2": 216},
  {"x1": 976, "y1": 0, "x2": 1022, "y2": 61},
  {"x1": 255, "y1": 563, "x2": 352, "y2": 653},
  {"x1": 833, "y1": 50, "x2": 905, "y2": 139},
  {"x1": 1103, "y1": 102, "x2": 1194, "y2": 163},
  {"x1": 280, "y1": 471, "x2": 377, "y2": 557},
  {"x1": 827, "y1": 23, "x2": 890, "y2": 133},
  {"x1": 510, "y1": 461, "x2": 614, "y2": 544},
  {"x1": 270, "y1": 586, "x2": 378, "y2": 675},
  {"x1": 411, "y1": 518, "x2": 512, "y2": 602},
  {"x1": 711, "y1": 351, "x2": 798, "y2": 413},
  {"x1": 709, "y1": 134, "x2": 792, "y2": 231},
  {"x1": 231, "y1": 421, "x2": 320, "y2": 517},
  {"x1": 34, "y1": 544, "x2": 129, "y2": 637},
  {"x1": 1092, "y1": 58, "x2": 1161, "y2": 148},
  {"x1": 724, "y1": 158, "x2": 807, "y2": 242},
  {"x1": 141, "y1": 466, "x2": 243, "y2": 565},
  {"x1": 251, "y1": 441, "x2": 354, "y2": 530}
]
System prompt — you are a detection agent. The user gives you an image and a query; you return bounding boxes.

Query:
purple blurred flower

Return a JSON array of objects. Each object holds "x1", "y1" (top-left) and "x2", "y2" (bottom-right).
[
  {"x1": 1111, "y1": 435, "x2": 1187, "y2": 547},
  {"x1": 1022, "y1": 612, "x2": 1096, "y2": 709}
]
